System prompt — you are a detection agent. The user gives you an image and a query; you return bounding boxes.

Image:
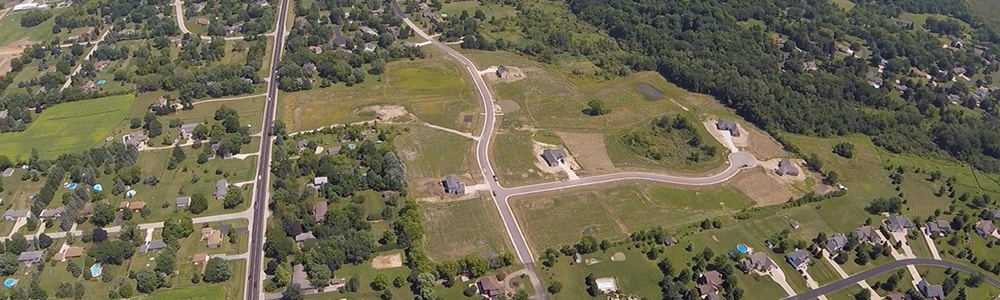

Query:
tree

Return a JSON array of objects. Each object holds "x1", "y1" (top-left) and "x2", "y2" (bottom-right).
[
  {"x1": 548, "y1": 281, "x2": 563, "y2": 294},
  {"x1": 154, "y1": 248, "x2": 177, "y2": 275},
  {"x1": 117, "y1": 282, "x2": 134, "y2": 298},
  {"x1": 67, "y1": 260, "x2": 82, "y2": 278},
  {"x1": 92, "y1": 228, "x2": 108, "y2": 243},
  {"x1": 852, "y1": 288, "x2": 871, "y2": 300},
  {"x1": 281, "y1": 284, "x2": 304, "y2": 300},
  {"x1": 189, "y1": 193, "x2": 209, "y2": 214},
  {"x1": 0, "y1": 253, "x2": 19, "y2": 276},
  {"x1": 202, "y1": 258, "x2": 232, "y2": 283},
  {"x1": 833, "y1": 142, "x2": 855, "y2": 158},
  {"x1": 36, "y1": 233, "x2": 52, "y2": 249},
  {"x1": 346, "y1": 274, "x2": 360, "y2": 292},
  {"x1": 966, "y1": 272, "x2": 984, "y2": 287},
  {"x1": 134, "y1": 268, "x2": 164, "y2": 293},
  {"x1": 91, "y1": 202, "x2": 115, "y2": 226},
  {"x1": 273, "y1": 264, "x2": 290, "y2": 287},
  {"x1": 371, "y1": 274, "x2": 389, "y2": 291},
  {"x1": 55, "y1": 282, "x2": 73, "y2": 298},
  {"x1": 585, "y1": 99, "x2": 610, "y2": 116},
  {"x1": 6, "y1": 235, "x2": 27, "y2": 254},
  {"x1": 73, "y1": 282, "x2": 85, "y2": 299},
  {"x1": 264, "y1": 229, "x2": 295, "y2": 262},
  {"x1": 223, "y1": 187, "x2": 245, "y2": 209},
  {"x1": 90, "y1": 240, "x2": 135, "y2": 265},
  {"x1": 162, "y1": 216, "x2": 194, "y2": 244},
  {"x1": 461, "y1": 254, "x2": 489, "y2": 277}
]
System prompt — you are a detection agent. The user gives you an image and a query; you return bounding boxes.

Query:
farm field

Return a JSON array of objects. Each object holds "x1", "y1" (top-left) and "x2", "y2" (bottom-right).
[
  {"x1": 418, "y1": 195, "x2": 511, "y2": 261},
  {"x1": 0, "y1": 94, "x2": 134, "y2": 159},
  {"x1": 280, "y1": 47, "x2": 479, "y2": 133}
]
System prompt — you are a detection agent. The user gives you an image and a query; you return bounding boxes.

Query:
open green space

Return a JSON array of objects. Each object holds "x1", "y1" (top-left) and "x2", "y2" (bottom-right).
[
  {"x1": 0, "y1": 94, "x2": 134, "y2": 159},
  {"x1": 807, "y1": 259, "x2": 843, "y2": 286},
  {"x1": 281, "y1": 47, "x2": 479, "y2": 132},
  {"x1": 440, "y1": 1, "x2": 517, "y2": 20},
  {"x1": 394, "y1": 125, "x2": 475, "y2": 187},
  {"x1": 419, "y1": 195, "x2": 511, "y2": 260},
  {"x1": 510, "y1": 181, "x2": 754, "y2": 252},
  {"x1": 0, "y1": 8, "x2": 94, "y2": 45},
  {"x1": 540, "y1": 247, "x2": 662, "y2": 299},
  {"x1": 863, "y1": 268, "x2": 913, "y2": 296},
  {"x1": 302, "y1": 251, "x2": 415, "y2": 300}
]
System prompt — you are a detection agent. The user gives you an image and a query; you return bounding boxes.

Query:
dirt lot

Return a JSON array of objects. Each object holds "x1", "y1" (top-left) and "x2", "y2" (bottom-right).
[
  {"x1": 555, "y1": 131, "x2": 615, "y2": 171},
  {"x1": 371, "y1": 253, "x2": 403, "y2": 269},
  {"x1": 703, "y1": 117, "x2": 787, "y2": 160},
  {"x1": 366, "y1": 105, "x2": 409, "y2": 121},
  {"x1": 481, "y1": 65, "x2": 527, "y2": 83},
  {"x1": 0, "y1": 39, "x2": 37, "y2": 75},
  {"x1": 729, "y1": 167, "x2": 800, "y2": 206}
]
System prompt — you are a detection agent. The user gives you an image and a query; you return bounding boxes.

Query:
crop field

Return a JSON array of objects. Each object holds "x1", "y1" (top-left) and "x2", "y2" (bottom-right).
[
  {"x1": 419, "y1": 195, "x2": 511, "y2": 260},
  {"x1": 0, "y1": 94, "x2": 134, "y2": 159},
  {"x1": 281, "y1": 48, "x2": 479, "y2": 132}
]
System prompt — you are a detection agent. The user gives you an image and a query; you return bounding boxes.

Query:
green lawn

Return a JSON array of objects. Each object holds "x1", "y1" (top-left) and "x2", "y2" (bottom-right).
[
  {"x1": 864, "y1": 268, "x2": 913, "y2": 296},
  {"x1": 916, "y1": 266, "x2": 1000, "y2": 299},
  {"x1": 144, "y1": 284, "x2": 228, "y2": 300},
  {"x1": 510, "y1": 182, "x2": 754, "y2": 251},
  {"x1": 419, "y1": 195, "x2": 511, "y2": 261},
  {"x1": 539, "y1": 247, "x2": 664, "y2": 299},
  {"x1": 807, "y1": 259, "x2": 843, "y2": 286},
  {"x1": 303, "y1": 251, "x2": 415, "y2": 300},
  {"x1": 0, "y1": 8, "x2": 93, "y2": 45},
  {"x1": 394, "y1": 125, "x2": 476, "y2": 192},
  {"x1": 440, "y1": 1, "x2": 517, "y2": 20},
  {"x1": 0, "y1": 94, "x2": 135, "y2": 159}
]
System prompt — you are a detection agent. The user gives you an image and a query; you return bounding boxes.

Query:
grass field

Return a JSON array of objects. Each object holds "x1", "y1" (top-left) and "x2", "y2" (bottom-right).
[
  {"x1": 419, "y1": 195, "x2": 511, "y2": 260},
  {"x1": 0, "y1": 94, "x2": 134, "y2": 159},
  {"x1": 967, "y1": 0, "x2": 1000, "y2": 27},
  {"x1": 440, "y1": 1, "x2": 517, "y2": 20},
  {"x1": 394, "y1": 125, "x2": 476, "y2": 196},
  {"x1": 540, "y1": 247, "x2": 662, "y2": 299},
  {"x1": 303, "y1": 250, "x2": 416, "y2": 300},
  {"x1": 808, "y1": 259, "x2": 844, "y2": 286},
  {"x1": 863, "y1": 268, "x2": 913, "y2": 296},
  {"x1": 281, "y1": 47, "x2": 479, "y2": 132},
  {"x1": 510, "y1": 181, "x2": 754, "y2": 251},
  {"x1": 0, "y1": 8, "x2": 94, "y2": 45}
]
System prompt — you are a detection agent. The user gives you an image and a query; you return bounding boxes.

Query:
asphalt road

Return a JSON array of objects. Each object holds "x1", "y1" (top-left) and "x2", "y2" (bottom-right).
[
  {"x1": 784, "y1": 258, "x2": 1000, "y2": 300},
  {"x1": 245, "y1": 0, "x2": 289, "y2": 297}
]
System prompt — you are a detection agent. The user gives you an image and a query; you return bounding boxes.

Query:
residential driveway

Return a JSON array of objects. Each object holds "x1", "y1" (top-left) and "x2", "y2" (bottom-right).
[
  {"x1": 883, "y1": 231, "x2": 923, "y2": 285},
  {"x1": 801, "y1": 268, "x2": 829, "y2": 300},
  {"x1": 558, "y1": 163, "x2": 579, "y2": 181},
  {"x1": 919, "y1": 230, "x2": 942, "y2": 260},
  {"x1": 768, "y1": 265, "x2": 798, "y2": 297}
]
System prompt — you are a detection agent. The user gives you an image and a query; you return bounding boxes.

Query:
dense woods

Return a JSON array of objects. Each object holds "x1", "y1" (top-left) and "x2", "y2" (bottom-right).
[{"x1": 562, "y1": 0, "x2": 1000, "y2": 173}]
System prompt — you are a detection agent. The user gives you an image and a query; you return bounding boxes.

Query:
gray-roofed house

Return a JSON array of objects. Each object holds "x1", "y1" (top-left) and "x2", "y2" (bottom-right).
[
  {"x1": 139, "y1": 240, "x2": 167, "y2": 254},
  {"x1": 39, "y1": 207, "x2": 66, "y2": 219},
  {"x1": 151, "y1": 97, "x2": 169, "y2": 109},
  {"x1": 358, "y1": 26, "x2": 378, "y2": 35},
  {"x1": 992, "y1": 209, "x2": 1000, "y2": 220},
  {"x1": 918, "y1": 280, "x2": 945, "y2": 299},
  {"x1": 975, "y1": 220, "x2": 997, "y2": 237},
  {"x1": 715, "y1": 120, "x2": 740, "y2": 137},
  {"x1": 175, "y1": 196, "x2": 191, "y2": 208},
  {"x1": 740, "y1": 253, "x2": 775, "y2": 273},
  {"x1": 215, "y1": 179, "x2": 229, "y2": 199},
  {"x1": 953, "y1": 67, "x2": 967, "y2": 76},
  {"x1": 124, "y1": 131, "x2": 148, "y2": 147},
  {"x1": 496, "y1": 65, "x2": 508, "y2": 77},
  {"x1": 219, "y1": 224, "x2": 232, "y2": 236},
  {"x1": 853, "y1": 226, "x2": 882, "y2": 244},
  {"x1": 313, "y1": 201, "x2": 327, "y2": 222},
  {"x1": 180, "y1": 123, "x2": 200, "y2": 139},
  {"x1": 307, "y1": 176, "x2": 328, "y2": 191},
  {"x1": 326, "y1": 146, "x2": 341, "y2": 155},
  {"x1": 364, "y1": 42, "x2": 377, "y2": 52},
  {"x1": 886, "y1": 214, "x2": 914, "y2": 232},
  {"x1": 443, "y1": 174, "x2": 465, "y2": 194},
  {"x1": 294, "y1": 232, "x2": 315, "y2": 243},
  {"x1": 776, "y1": 159, "x2": 799, "y2": 176},
  {"x1": 0, "y1": 110, "x2": 7, "y2": 119},
  {"x1": 803, "y1": 61, "x2": 818, "y2": 71},
  {"x1": 296, "y1": 140, "x2": 309, "y2": 152},
  {"x1": 885, "y1": 293, "x2": 905, "y2": 300},
  {"x1": 785, "y1": 249, "x2": 810, "y2": 270},
  {"x1": 826, "y1": 234, "x2": 848, "y2": 254},
  {"x1": 541, "y1": 148, "x2": 566, "y2": 167},
  {"x1": 1, "y1": 168, "x2": 12, "y2": 177},
  {"x1": 3, "y1": 210, "x2": 31, "y2": 221},
  {"x1": 926, "y1": 220, "x2": 951, "y2": 235},
  {"x1": 18, "y1": 251, "x2": 43, "y2": 265}
]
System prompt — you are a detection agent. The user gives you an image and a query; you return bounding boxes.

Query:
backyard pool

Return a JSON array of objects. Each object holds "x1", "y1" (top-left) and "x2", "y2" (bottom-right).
[
  {"x1": 93, "y1": 184, "x2": 103, "y2": 192},
  {"x1": 3, "y1": 278, "x2": 16, "y2": 288},
  {"x1": 90, "y1": 263, "x2": 102, "y2": 277},
  {"x1": 736, "y1": 244, "x2": 749, "y2": 254},
  {"x1": 66, "y1": 183, "x2": 77, "y2": 190},
  {"x1": 96, "y1": 79, "x2": 106, "y2": 85}
]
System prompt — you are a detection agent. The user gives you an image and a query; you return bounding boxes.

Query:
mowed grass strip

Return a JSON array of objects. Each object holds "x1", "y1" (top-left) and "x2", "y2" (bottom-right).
[{"x1": 0, "y1": 94, "x2": 134, "y2": 159}]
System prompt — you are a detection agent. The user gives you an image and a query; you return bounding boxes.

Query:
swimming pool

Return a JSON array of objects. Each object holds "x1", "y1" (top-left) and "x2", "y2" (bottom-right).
[
  {"x1": 3, "y1": 278, "x2": 16, "y2": 288},
  {"x1": 96, "y1": 79, "x2": 106, "y2": 85},
  {"x1": 90, "y1": 263, "x2": 102, "y2": 277},
  {"x1": 736, "y1": 244, "x2": 749, "y2": 254},
  {"x1": 66, "y1": 183, "x2": 77, "y2": 190},
  {"x1": 125, "y1": 190, "x2": 136, "y2": 198},
  {"x1": 93, "y1": 184, "x2": 103, "y2": 192}
]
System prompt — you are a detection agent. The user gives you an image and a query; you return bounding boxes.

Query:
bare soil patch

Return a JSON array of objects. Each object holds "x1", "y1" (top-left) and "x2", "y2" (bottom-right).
[
  {"x1": 482, "y1": 65, "x2": 527, "y2": 83},
  {"x1": 371, "y1": 253, "x2": 403, "y2": 269},
  {"x1": 498, "y1": 100, "x2": 520, "y2": 113},
  {"x1": 0, "y1": 39, "x2": 37, "y2": 76},
  {"x1": 365, "y1": 105, "x2": 409, "y2": 121},
  {"x1": 729, "y1": 167, "x2": 801, "y2": 206},
  {"x1": 555, "y1": 131, "x2": 615, "y2": 171},
  {"x1": 742, "y1": 124, "x2": 788, "y2": 160}
]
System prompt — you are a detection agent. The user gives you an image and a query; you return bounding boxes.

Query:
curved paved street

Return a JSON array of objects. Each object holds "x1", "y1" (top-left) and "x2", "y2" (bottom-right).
[{"x1": 785, "y1": 259, "x2": 1000, "y2": 300}]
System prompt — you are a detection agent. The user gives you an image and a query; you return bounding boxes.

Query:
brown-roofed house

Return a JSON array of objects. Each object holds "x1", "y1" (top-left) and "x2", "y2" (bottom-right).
[
  {"x1": 94, "y1": 60, "x2": 111, "y2": 72},
  {"x1": 313, "y1": 201, "x2": 327, "y2": 222},
  {"x1": 128, "y1": 201, "x2": 145, "y2": 211},
  {"x1": 192, "y1": 253, "x2": 208, "y2": 264},
  {"x1": 206, "y1": 230, "x2": 221, "y2": 248},
  {"x1": 200, "y1": 227, "x2": 215, "y2": 239},
  {"x1": 477, "y1": 276, "x2": 505, "y2": 297},
  {"x1": 118, "y1": 201, "x2": 129, "y2": 210},
  {"x1": 64, "y1": 247, "x2": 84, "y2": 259},
  {"x1": 81, "y1": 27, "x2": 96, "y2": 41},
  {"x1": 196, "y1": 18, "x2": 210, "y2": 26}
]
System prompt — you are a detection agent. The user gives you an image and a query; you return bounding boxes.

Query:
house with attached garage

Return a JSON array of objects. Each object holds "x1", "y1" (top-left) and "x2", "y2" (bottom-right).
[
  {"x1": 785, "y1": 249, "x2": 810, "y2": 270},
  {"x1": 715, "y1": 120, "x2": 740, "y2": 136},
  {"x1": 975, "y1": 220, "x2": 997, "y2": 237},
  {"x1": 443, "y1": 174, "x2": 465, "y2": 194},
  {"x1": 825, "y1": 233, "x2": 848, "y2": 254},
  {"x1": 215, "y1": 179, "x2": 229, "y2": 199},
  {"x1": 886, "y1": 214, "x2": 914, "y2": 232},
  {"x1": 739, "y1": 253, "x2": 776, "y2": 274},
  {"x1": 776, "y1": 158, "x2": 799, "y2": 176},
  {"x1": 853, "y1": 226, "x2": 883, "y2": 244},
  {"x1": 541, "y1": 148, "x2": 566, "y2": 167}
]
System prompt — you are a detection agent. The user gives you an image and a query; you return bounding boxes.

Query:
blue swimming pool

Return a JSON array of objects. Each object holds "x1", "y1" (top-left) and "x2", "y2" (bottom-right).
[
  {"x1": 66, "y1": 183, "x2": 77, "y2": 190},
  {"x1": 736, "y1": 244, "x2": 749, "y2": 254},
  {"x1": 3, "y1": 278, "x2": 16, "y2": 288},
  {"x1": 90, "y1": 263, "x2": 102, "y2": 277},
  {"x1": 125, "y1": 190, "x2": 136, "y2": 198},
  {"x1": 96, "y1": 79, "x2": 106, "y2": 85},
  {"x1": 93, "y1": 184, "x2": 103, "y2": 192}
]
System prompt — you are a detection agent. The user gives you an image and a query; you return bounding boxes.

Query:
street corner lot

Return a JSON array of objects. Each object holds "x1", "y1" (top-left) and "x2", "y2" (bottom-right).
[
  {"x1": 280, "y1": 50, "x2": 480, "y2": 133},
  {"x1": 509, "y1": 181, "x2": 755, "y2": 253},
  {"x1": 395, "y1": 125, "x2": 478, "y2": 197},
  {"x1": 418, "y1": 195, "x2": 511, "y2": 261}
]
